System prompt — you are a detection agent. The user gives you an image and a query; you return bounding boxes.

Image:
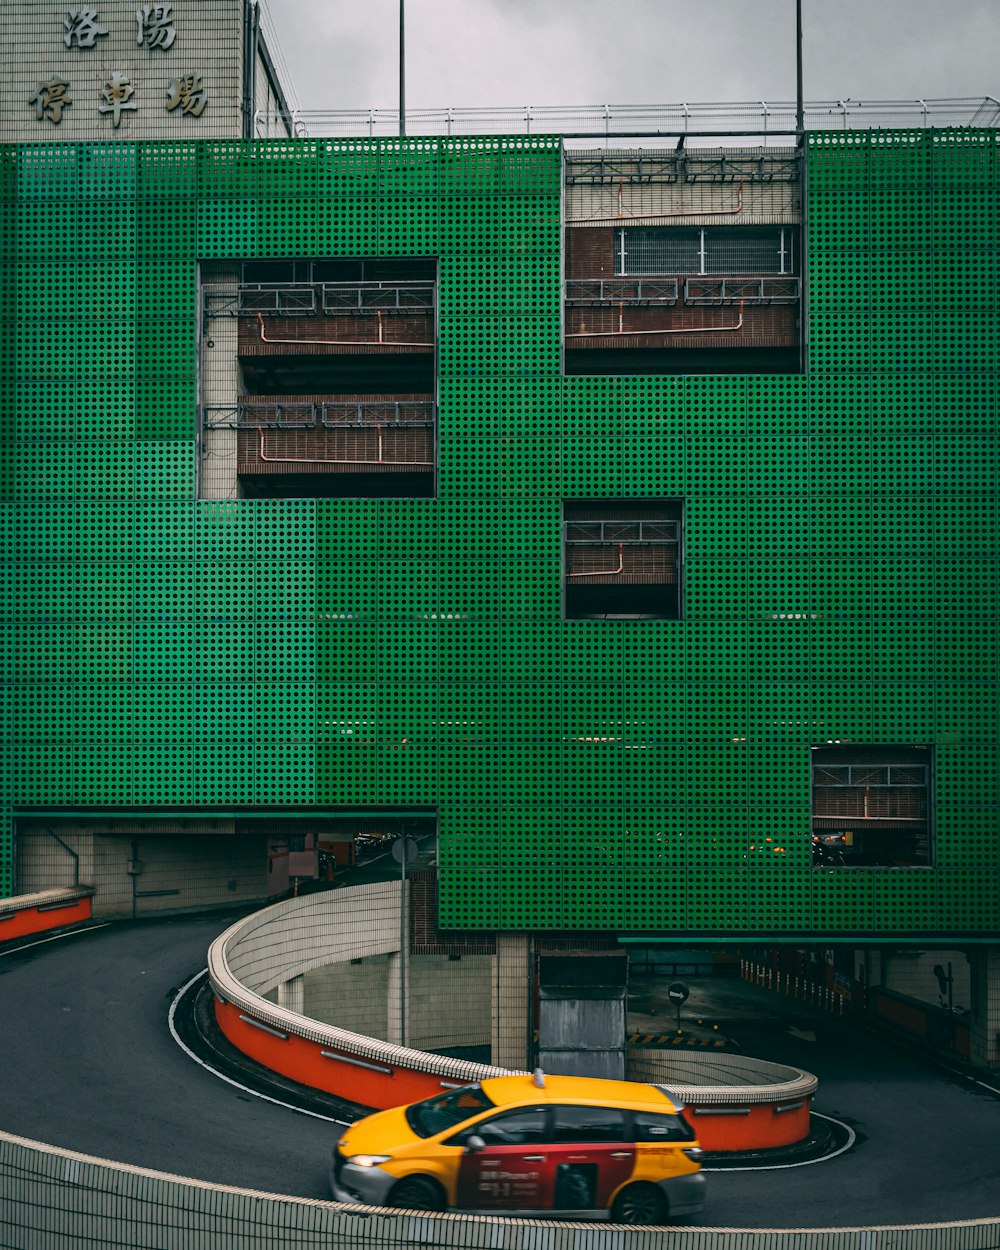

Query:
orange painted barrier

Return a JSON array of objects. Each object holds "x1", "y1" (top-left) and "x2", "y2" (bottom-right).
[
  {"x1": 215, "y1": 995, "x2": 812, "y2": 1150},
  {"x1": 686, "y1": 1099, "x2": 812, "y2": 1152},
  {"x1": 0, "y1": 895, "x2": 93, "y2": 943},
  {"x1": 214, "y1": 997, "x2": 450, "y2": 1107},
  {"x1": 209, "y1": 891, "x2": 818, "y2": 1153}
]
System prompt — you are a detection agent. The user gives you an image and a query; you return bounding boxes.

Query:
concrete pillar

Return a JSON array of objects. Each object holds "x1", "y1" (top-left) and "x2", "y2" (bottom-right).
[
  {"x1": 491, "y1": 932, "x2": 532, "y2": 1070},
  {"x1": 969, "y1": 945, "x2": 1000, "y2": 1071},
  {"x1": 276, "y1": 974, "x2": 303, "y2": 1015}
]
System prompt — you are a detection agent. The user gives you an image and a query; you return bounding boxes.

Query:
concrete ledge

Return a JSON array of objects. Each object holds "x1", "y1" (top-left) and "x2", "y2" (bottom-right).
[
  {"x1": 208, "y1": 884, "x2": 517, "y2": 1105},
  {"x1": 0, "y1": 887, "x2": 94, "y2": 942},
  {"x1": 628, "y1": 1052, "x2": 817, "y2": 1150},
  {"x1": 629, "y1": 1051, "x2": 818, "y2": 1103},
  {"x1": 4, "y1": 1126, "x2": 1000, "y2": 1249}
]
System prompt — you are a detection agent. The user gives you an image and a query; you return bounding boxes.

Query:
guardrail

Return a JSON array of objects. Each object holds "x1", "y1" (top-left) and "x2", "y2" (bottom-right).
[
  {"x1": 254, "y1": 98, "x2": 1000, "y2": 139},
  {"x1": 3, "y1": 888, "x2": 997, "y2": 1245},
  {"x1": 207, "y1": 883, "x2": 514, "y2": 1108},
  {"x1": 207, "y1": 883, "x2": 816, "y2": 1148},
  {"x1": 0, "y1": 887, "x2": 94, "y2": 943}
]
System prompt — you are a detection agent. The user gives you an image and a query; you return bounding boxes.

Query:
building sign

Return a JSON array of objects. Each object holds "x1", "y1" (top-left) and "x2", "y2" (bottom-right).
[
  {"x1": 30, "y1": 4, "x2": 208, "y2": 124},
  {"x1": 136, "y1": 4, "x2": 176, "y2": 50},
  {"x1": 165, "y1": 73, "x2": 207, "y2": 117},
  {"x1": 29, "y1": 76, "x2": 73, "y2": 123},
  {"x1": 63, "y1": 8, "x2": 109, "y2": 47},
  {"x1": 98, "y1": 70, "x2": 137, "y2": 126}
]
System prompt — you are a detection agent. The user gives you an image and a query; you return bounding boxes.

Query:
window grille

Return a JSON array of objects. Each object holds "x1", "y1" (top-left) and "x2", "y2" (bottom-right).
[{"x1": 618, "y1": 226, "x2": 795, "y2": 276}]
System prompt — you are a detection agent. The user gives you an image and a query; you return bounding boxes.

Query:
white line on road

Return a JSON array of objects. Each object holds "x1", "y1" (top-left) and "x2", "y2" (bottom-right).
[
  {"x1": 0, "y1": 923, "x2": 112, "y2": 956},
  {"x1": 167, "y1": 969, "x2": 351, "y2": 1126},
  {"x1": 703, "y1": 1113, "x2": 856, "y2": 1171}
]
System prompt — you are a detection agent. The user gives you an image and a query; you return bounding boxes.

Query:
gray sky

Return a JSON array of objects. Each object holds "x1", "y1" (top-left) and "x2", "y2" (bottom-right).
[{"x1": 261, "y1": 0, "x2": 998, "y2": 115}]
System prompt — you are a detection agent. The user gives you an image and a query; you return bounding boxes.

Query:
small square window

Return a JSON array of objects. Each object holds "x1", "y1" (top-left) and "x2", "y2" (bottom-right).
[
  {"x1": 811, "y1": 745, "x2": 933, "y2": 867},
  {"x1": 563, "y1": 499, "x2": 683, "y2": 620}
]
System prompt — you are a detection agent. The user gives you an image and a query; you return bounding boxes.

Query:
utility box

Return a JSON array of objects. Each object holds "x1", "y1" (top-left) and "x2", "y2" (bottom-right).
[{"x1": 537, "y1": 952, "x2": 627, "y2": 1081}]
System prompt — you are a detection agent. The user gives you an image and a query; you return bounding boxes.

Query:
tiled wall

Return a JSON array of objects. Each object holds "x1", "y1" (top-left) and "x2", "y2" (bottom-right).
[
  {"x1": 300, "y1": 951, "x2": 492, "y2": 1051},
  {"x1": 16, "y1": 827, "x2": 267, "y2": 916},
  {"x1": 407, "y1": 953, "x2": 491, "y2": 1051},
  {"x1": 302, "y1": 954, "x2": 390, "y2": 1037},
  {"x1": 1, "y1": 1, "x2": 245, "y2": 141},
  {"x1": 4, "y1": 1126, "x2": 1000, "y2": 1247}
]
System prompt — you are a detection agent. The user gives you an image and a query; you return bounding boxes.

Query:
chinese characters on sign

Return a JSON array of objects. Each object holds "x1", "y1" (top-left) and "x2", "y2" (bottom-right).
[
  {"x1": 136, "y1": 4, "x2": 176, "y2": 51},
  {"x1": 99, "y1": 71, "x2": 137, "y2": 127},
  {"x1": 30, "y1": 77, "x2": 72, "y2": 123},
  {"x1": 166, "y1": 74, "x2": 207, "y2": 117},
  {"x1": 31, "y1": 6, "x2": 209, "y2": 125},
  {"x1": 63, "y1": 8, "x2": 109, "y2": 48}
]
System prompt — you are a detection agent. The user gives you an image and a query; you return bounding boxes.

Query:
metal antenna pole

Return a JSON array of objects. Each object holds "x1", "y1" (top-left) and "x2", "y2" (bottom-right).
[
  {"x1": 399, "y1": 0, "x2": 406, "y2": 137},
  {"x1": 795, "y1": 0, "x2": 804, "y2": 138}
]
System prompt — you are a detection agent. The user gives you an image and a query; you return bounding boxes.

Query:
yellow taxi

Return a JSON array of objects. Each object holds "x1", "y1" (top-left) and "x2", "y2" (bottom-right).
[{"x1": 330, "y1": 1071, "x2": 705, "y2": 1224}]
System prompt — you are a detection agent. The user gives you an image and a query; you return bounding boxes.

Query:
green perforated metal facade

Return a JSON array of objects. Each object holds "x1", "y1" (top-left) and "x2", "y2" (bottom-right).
[{"x1": 1, "y1": 130, "x2": 997, "y2": 935}]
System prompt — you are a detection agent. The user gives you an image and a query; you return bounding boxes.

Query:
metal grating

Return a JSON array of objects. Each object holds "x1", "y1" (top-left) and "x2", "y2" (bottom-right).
[{"x1": 0, "y1": 129, "x2": 998, "y2": 934}]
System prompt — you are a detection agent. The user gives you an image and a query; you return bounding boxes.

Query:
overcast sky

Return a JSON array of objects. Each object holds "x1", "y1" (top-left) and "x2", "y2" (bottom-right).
[{"x1": 261, "y1": 0, "x2": 998, "y2": 116}]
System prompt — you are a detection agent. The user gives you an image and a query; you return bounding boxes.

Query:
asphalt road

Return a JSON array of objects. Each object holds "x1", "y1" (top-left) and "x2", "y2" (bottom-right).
[{"x1": 1, "y1": 917, "x2": 999, "y2": 1228}]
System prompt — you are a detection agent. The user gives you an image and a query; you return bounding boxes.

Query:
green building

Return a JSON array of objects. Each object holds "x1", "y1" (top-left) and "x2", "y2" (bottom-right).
[{"x1": 2, "y1": 4, "x2": 998, "y2": 1072}]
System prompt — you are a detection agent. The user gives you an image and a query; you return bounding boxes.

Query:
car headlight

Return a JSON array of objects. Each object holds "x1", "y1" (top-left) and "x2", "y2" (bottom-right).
[
  {"x1": 682, "y1": 1147, "x2": 704, "y2": 1161},
  {"x1": 347, "y1": 1154, "x2": 393, "y2": 1168}
]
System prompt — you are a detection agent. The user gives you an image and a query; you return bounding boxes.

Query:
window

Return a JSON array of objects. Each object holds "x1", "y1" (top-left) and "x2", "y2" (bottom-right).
[
  {"x1": 632, "y1": 1111, "x2": 695, "y2": 1143},
  {"x1": 811, "y1": 745, "x2": 932, "y2": 867},
  {"x1": 469, "y1": 1108, "x2": 549, "y2": 1147},
  {"x1": 563, "y1": 147, "x2": 802, "y2": 377},
  {"x1": 617, "y1": 226, "x2": 796, "y2": 277},
  {"x1": 564, "y1": 500, "x2": 683, "y2": 620},
  {"x1": 406, "y1": 1084, "x2": 495, "y2": 1138},
  {"x1": 551, "y1": 1105, "x2": 626, "y2": 1143}
]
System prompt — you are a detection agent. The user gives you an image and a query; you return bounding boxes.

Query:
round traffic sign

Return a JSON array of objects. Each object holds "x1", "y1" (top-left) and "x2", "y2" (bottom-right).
[{"x1": 391, "y1": 836, "x2": 419, "y2": 864}]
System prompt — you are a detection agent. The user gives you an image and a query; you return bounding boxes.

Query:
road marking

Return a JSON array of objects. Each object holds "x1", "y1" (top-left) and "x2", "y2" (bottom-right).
[
  {"x1": 0, "y1": 923, "x2": 112, "y2": 956},
  {"x1": 167, "y1": 970, "x2": 350, "y2": 1126},
  {"x1": 703, "y1": 1113, "x2": 856, "y2": 1171}
]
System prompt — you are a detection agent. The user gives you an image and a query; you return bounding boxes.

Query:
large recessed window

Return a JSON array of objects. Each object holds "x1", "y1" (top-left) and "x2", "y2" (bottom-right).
[
  {"x1": 811, "y1": 745, "x2": 933, "y2": 868},
  {"x1": 199, "y1": 258, "x2": 436, "y2": 499}
]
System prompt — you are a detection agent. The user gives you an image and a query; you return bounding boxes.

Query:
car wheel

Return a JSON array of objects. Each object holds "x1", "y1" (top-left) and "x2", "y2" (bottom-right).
[
  {"x1": 610, "y1": 1182, "x2": 668, "y2": 1225},
  {"x1": 388, "y1": 1176, "x2": 446, "y2": 1212}
]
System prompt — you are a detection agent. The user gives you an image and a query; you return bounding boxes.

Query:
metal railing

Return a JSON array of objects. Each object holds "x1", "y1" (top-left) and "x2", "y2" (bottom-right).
[
  {"x1": 565, "y1": 277, "x2": 800, "y2": 306},
  {"x1": 202, "y1": 401, "x2": 436, "y2": 430},
  {"x1": 321, "y1": 282, "x2": 435, "y2": 313},
  {"x1": 565, "y1": 279, "x2": 679, "y2": 306},
  {"x1": 565, "y1": 520, "x2": 679, "y2": 544},
  {"x1": 684, "y1": 276, "x2": 800, "y2": 305},
  {"x1": 255, "y1": 98, "x2": 1000, "y2": 140},
  {"x1": 203, "y1": 282, "x2": 436, "y2": 318}
]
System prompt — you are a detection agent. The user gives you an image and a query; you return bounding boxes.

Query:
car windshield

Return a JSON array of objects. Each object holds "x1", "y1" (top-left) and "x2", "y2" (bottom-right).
[{"x1": 405, "y1": 1085, "x2": 496, "y2": 1138}]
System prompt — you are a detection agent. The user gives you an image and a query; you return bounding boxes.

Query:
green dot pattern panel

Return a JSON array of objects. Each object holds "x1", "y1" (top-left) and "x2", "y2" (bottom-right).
[{"x1": 1, "y1": 132, "x2": 998, "y2": 928}]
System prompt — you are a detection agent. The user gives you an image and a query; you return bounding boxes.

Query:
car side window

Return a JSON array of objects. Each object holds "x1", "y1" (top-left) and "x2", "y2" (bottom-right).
[
  {"x1": 457, "y1": 1107, "x2": 549, "y2": 1147},
  {"x1": 551, "y1": 1105, "x2": 627, "y2": 1143},
  {"x1": 632, "y1": 1111, "x2": 695, "y2": 1142}
]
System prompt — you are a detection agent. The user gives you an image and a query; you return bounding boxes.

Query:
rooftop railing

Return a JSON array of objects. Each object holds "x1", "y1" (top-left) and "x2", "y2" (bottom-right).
[{"x1": 255, "y1": 97, "x2": 1000, "y2": 140}]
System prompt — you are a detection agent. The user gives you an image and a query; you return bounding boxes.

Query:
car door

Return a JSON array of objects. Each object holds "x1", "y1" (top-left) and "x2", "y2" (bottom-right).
[
  {"x1": 545, "y1": 1105, "x2": 635, "y2": 1211},
  {"x1": 450, "y1": 1106, "x2": 552, "y2": 1211}
]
